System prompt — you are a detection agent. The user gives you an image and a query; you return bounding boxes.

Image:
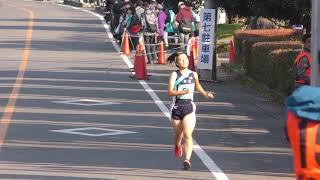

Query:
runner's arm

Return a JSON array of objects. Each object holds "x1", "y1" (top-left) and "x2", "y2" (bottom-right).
[{"x1": 194, "y1": 72, "x2": 214, "y2": 99}]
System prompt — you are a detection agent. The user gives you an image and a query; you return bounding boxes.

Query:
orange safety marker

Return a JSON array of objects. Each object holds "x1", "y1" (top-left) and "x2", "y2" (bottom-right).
[
  {"x1": 158, "y1": 41, "x2": 165, "y2": 64},
  {"x1": 229, "y1": 40, "x2": 235, "y2": 64},
  {"x1": 122, "y1": 31, "x2": 131, "y2": 56},
  {"x1": 134, "y1": 42, "x2": 148, "y2": 80},
  {"x1": 188, "y1": 38, "x2": 196, "y2": 71}
]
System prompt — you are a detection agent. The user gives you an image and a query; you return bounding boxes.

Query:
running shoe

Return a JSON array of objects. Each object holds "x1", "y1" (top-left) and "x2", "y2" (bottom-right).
[
  {"x1": 175, "y1": 145, "x2": 183, "y2": 158},
  {"x1": 183, "y1": 160, "x2": 191, "y2": 170}
]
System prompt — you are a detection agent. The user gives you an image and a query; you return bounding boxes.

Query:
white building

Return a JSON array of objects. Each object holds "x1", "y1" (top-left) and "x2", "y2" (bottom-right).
[{"x1": 217, "y1": 8, "x2": 226, "y2": 24}]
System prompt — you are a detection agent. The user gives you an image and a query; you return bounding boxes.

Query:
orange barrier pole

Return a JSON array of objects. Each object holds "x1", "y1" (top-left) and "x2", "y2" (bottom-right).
[
  {"x1": 158, "y1": 41, "x2": 165, "y2": 64},
  {"x1": 229, "y1": 40, "x2": 235, "y2": 64},
  {"x1": 188, "y1": 38, "x2": 195, "y2": 71}
]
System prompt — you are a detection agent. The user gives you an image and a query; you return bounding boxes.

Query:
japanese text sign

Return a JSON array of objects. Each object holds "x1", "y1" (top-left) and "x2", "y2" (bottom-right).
[{"x1": 198, "y1": 9, "x2": 215, "y2": 70}]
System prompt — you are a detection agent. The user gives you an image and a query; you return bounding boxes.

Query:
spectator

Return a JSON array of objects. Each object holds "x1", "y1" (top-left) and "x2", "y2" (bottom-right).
[
  {"x1": 135, "y1": 0, "x2": 144, "y2": 19},
  {"x1": 127, "y1": 6, "x2": 141, "y2": 51},
  {"x1": 191, "y1": 9, "x2": 200, "y2": 36},
  {"x1": 111, "y1": 0, "x2": 122, "y2": 34},
  {"x1": 164, "y1": 8, "x2": 176, "y2": 48},
  {"x1": 113, "y1": 2, "x2": 131, "y2": 42},
  {"x1": 149, "y1": 0, "x2": 157, "y2": 11},
  {"x1": 156, "y1": 4, "x2": 167, "y2": 42},
  {"x1": 141, "y1": 1, "x2": 159, "y2": 64},
  {"x1": 294, "y1": 33, "x2": 312, "y2": 89},
  {"x1": 175, "y1": 1, "x2": 194, "y2": 52}
]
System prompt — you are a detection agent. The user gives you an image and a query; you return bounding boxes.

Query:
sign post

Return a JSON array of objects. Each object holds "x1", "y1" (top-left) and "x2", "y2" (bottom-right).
[
  {"x1": 197, "y1": 0, "x2": 217, "y2": 81},
  {"x1": 311, "y1": 0, "x2": 320, "y2": 87}
]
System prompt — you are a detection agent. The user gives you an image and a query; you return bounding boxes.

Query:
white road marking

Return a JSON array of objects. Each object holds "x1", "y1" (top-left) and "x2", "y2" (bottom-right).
[
  {"x1": 52, "y1": 99, "x2": 121, "y2": 106},
  {"x1": 51, "y1": 127, "x2": 137, "y2": 137},
  {"x1": 58, "y1": 4, "x2": 229, "y2": 180}
]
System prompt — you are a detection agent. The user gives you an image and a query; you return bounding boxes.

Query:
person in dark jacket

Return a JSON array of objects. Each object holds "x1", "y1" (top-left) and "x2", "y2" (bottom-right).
[
  {"x1": 112, "y1": 0, "x2": 122, "y2": 34},
  {"x1": 141, "y1": 1, "x2": 159, "y2": 64},
  {"x1": 127, "y1": 5, "x2": 141, "y2": 51},
  {"x1": 175, "y1": 1, "x2": 194, "y2": 52}
]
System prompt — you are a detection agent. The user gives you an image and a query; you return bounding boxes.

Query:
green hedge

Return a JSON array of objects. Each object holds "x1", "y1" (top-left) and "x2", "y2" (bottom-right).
[
  {"x1": 231, "y1": 29, "x2": 305, "y2": 96},
  {"x1": 234, "y1": 29, "x2": 302, "y2": 67},
  {"x1": 250, "y1": 41, "x2": 302, "y2": 88},
  {"x1": 271, "y1": 49, "x2": 300, "y2": 95}
]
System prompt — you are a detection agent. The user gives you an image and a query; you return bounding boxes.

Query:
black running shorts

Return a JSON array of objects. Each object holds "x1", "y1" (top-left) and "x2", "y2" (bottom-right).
[{"x1": 171, "y1": 103, "x2": 195, "y2": 120}]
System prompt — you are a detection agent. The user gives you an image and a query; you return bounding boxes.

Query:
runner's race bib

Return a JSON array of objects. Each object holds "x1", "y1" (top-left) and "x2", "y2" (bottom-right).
[{"x1": 177, "y1": 84, "x2": 195, "y2": 99}]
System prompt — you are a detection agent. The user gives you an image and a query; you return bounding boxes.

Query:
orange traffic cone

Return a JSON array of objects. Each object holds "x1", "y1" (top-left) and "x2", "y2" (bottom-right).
[
  {"x1": 229, "y1": 40, "x2": 235, "y2": 64},
  {"x1": 193, "y1": 38, "x2": 198, "y2": 60},
  {"x1": 188, "y1": 39, "x2": 195, "y2": 71},
  {"x1": 134, "y1": 42, "x2": 147, "y2": 80},
  {"x1": 158, "y1": 41, "x2": 165, "y2": 64},
  {"x1": 122, "y1": 31, "x2": 130, "y2": 56},
  {"x1": 194, "y1": 39, "x2": 198, "y2": 68}
]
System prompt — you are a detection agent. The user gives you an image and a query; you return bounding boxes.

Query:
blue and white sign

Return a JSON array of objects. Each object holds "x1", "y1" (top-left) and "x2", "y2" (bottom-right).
[{"x1": 198, "y1": 9, "x2": 215, "y2": 70}]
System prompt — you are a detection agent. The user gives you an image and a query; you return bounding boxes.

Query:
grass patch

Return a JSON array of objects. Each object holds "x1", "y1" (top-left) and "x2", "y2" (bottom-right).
[
  {"x1": 222, "y1": 63, "x2": 287, "y2": 105},
  {"x1": 217, "y1": 24, "x2": 242, "y2": 40},
  {"x1": 217, "y1": 43, "x2": 229, "y2": 53}
]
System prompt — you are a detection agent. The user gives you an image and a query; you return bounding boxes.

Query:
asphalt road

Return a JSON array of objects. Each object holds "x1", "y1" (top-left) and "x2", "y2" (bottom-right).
[{"x1": 0, "y1": 0, "x2": 295, "y2": 179}]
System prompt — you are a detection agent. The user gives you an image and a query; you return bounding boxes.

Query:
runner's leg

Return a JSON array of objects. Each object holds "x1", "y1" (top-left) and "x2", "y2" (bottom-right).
[
  {"x1": 171, "y1": 119, "x2": 183, "y2": 146},
  {"x1": 182, "y1": 112, "x2": 196, "y2": 161}
]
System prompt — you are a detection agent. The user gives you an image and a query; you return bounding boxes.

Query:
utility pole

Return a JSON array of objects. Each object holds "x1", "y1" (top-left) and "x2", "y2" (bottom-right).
[
  {"x1": 198, "y1": 0, "x2": 217, "y2": 81},
  {"x1": 311, "y1": 0, "x2": 320, "y2": 87}
]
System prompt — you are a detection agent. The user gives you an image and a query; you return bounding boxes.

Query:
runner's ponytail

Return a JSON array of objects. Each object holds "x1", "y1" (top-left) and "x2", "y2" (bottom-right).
[{"x1": 167, "y1": 52, "x2": 185, "y2": 64}]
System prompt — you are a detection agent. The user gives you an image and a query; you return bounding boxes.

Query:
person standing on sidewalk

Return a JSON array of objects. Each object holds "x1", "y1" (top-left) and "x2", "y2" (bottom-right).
[
  {"x1": 127, "y1": 5, "x2": 141, "y2": 51},
  {"x1": 294, "y1": 33, "x2": 312, "y2": 89},
  {"x1": 175, "y1": 1, "x2": 194, "y2": 52},
  {"x1": 141, "y1": 1, "x2": 159, "y2": 64},
  {"x1": 167, "y1": 52, "x2": 214, "y2": 170},
  {"x1": 164, "y1": 8, "x2": 176, "y2": 48},
  {"x1": 156, "y1": 4, "x2": 167, "y2": 42}
]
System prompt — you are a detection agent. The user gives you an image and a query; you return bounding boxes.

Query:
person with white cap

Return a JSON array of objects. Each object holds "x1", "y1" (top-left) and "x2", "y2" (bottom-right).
[
  {"x1": 178, "y1": 1, "x2": 184, "y2": 8},
  {"x1": 175, "y1": 1, "x2": 195, "y2": 52}
]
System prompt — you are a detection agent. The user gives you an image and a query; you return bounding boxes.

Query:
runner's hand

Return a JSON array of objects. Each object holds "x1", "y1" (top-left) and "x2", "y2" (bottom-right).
[
  {"x1": 206, "y1": 92, "x2": 214, "y2": 99},
  {"x1": 183, "y1": 90, "x2": 192, "y2": 94}
]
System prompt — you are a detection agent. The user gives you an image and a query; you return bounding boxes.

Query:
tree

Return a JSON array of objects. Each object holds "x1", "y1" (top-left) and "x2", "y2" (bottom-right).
[
  {"x1": 163, "y1": 0, "x2": 311, "y2": 31},
  {"x1": 215, "y1": 0, "x2": 311, "y2": 31}
]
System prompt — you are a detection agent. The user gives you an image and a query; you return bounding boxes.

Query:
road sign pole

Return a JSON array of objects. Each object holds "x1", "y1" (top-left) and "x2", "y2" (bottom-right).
[
  {"x1": 311, "y1": 0, "x2": 320, "y2": 86},
  {"x1": 198, "y1": 0, "x2": 217, "y2": 81}
]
